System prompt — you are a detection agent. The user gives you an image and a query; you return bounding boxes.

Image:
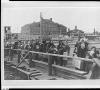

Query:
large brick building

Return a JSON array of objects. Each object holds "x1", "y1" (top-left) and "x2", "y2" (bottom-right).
[{"x1": 21, "y1": 16, "x2": 67, "y2": 40}]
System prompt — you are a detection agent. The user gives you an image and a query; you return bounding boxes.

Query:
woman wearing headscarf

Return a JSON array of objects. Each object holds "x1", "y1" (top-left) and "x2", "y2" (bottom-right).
[
  {"x1": 90, "y1": 55, "x2": 100, "y2": 79},
  {"x1": 57, "y1": 40, "x2": 65, "y2": 66},
  {"x1": 85, "y1": 47, "x2": 100, "y2": 73},
  {"x1": 74, "y1": 39, "x2": 89, "y2": 71}
]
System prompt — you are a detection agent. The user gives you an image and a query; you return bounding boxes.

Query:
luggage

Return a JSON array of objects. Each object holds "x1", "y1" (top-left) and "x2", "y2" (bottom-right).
[{"x1": 73, "y1": 54, "x2": 82, "y2": 69}]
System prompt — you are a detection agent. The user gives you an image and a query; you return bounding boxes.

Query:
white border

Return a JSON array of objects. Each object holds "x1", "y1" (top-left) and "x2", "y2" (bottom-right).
[{"x1": 1, "y1": 1, "x2": 100, "y2": 89}]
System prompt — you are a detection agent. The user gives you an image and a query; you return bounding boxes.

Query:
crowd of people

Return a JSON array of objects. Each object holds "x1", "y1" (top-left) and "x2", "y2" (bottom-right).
[
  {"x1": 73, "y1": 38, "x2": 100, "y2": 73},
  {"x1": 5, "y1": 39, "x2": 70, "y2": 66},
  {"x1": 5, "y1": 39, "x2": 70, "y2": 55},
  {"x1": 4, "y1": 38, "x2": 100, "y2": 77}
]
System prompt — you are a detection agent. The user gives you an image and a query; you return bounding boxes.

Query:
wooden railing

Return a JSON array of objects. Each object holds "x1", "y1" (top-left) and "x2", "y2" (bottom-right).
[{"x1": 4, "y1": 48, "x2": 96, "y2": 79}]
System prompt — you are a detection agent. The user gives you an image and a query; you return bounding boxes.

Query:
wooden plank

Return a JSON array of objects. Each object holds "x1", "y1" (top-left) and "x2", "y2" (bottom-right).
[
  {"x1": 5, "y1": 48, "x2": 96, "y2": 80},
  {"x1": 5, "y1": 48, "x2": 94, "y2": 62},
  {"x1": 54, "y1": 71, "x2": 78, "y2": 79},
  {"x1": 34, "y1": 74, "x2": 66, "y2": 80},
  {"x1": 53, "y1": 67, "x2": 85, "y2": 79},
  {"x1": 32, "y1": 59, "x2": 48, "y2": 65},
  {"x1": 52, "y1": 64, "x2": 87, "y2": 75},
  {"x1": 30, "y1": 73, "x2": 42, "y2": 76},
  {"x1": 31, "y1": 59, "x2": 86, "y2": 79},
  {"x1": 16, "y1": 51, "x2": 30, "y2": 68},
  {"x1": 11, "y1": 66, "x2": 42, "y2": 77},
  {"x1": 11, "y1": 66, "x2": 30, "y2": 75},
  {"x1": 32, "y1": 59, "x2": 86, "y2": 79}
]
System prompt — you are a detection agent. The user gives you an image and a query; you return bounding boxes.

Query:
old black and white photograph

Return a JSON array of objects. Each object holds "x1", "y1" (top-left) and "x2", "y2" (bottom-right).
[{"x1": 1, "y1": 1, "x2": 100, "y2": 89}]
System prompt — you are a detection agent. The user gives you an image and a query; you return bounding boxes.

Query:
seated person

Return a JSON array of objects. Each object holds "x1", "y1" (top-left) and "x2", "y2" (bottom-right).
[
  {"x1": 83, "y1": 47, "x2": 99, "y2": 73},
  {"x1": 91, "y1": 55, "x2": 100, "y2": 79}
]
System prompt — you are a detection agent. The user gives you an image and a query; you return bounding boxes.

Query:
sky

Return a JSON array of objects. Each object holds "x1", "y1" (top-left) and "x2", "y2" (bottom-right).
[{"x1": 2, "y1": 2, "x2": 100, "y2": 33}]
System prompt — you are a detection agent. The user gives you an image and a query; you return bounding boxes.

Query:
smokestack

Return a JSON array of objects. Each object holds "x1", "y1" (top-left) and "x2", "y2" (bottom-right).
[
  {"x1": 68, "y1": 28, "x2": 70, "y2": 32},
  {"x1": 94, "y1": 28, "x2": 95, "y2": 35},
  {"x1": 50, "y1": 18, "x2": 52, "y2": 21}
]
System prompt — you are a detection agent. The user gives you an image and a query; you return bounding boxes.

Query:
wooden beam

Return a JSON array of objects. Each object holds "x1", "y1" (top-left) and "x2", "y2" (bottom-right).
[
  {"x1": 48, "y1": 55, "x2": 52, "y2": 76},
  {"x1": 4, "y1": 48, "x2": 94, "y2": 62}
]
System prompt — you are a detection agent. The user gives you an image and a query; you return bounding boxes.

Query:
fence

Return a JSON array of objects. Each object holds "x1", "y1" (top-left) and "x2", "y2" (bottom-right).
[{"x1": 4, "y1": 48, "x2": 96, "y2": 79}]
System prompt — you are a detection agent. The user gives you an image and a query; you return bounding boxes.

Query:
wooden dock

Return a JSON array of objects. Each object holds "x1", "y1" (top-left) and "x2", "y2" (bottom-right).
[{"x1": 4, "y1": 48, "x2": 96, "y2": 80}]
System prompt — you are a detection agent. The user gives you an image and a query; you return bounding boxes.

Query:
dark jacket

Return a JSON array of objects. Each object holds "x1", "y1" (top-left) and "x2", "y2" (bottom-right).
[
  {"x1": 13, "y1": 42, "x2": 18, "y2": 49},
  {"x1": 77, "y1": 42, "x2": 88, "y2": 58},
  {"x1": 40, "y1": 43, "x2": 47, "y2": 53},
  {"x1": 46, "y1": 42, "x2": 55, "y2": 52},
  {"x1": 57, "y1": 44, "x2": 65, "y2": 55},
  {"x1": 33, "y1": 42, "x2": 41, "y2": 52},
  {"x1": 29, "y1": 43, "x2": 34, "y2": 51}
]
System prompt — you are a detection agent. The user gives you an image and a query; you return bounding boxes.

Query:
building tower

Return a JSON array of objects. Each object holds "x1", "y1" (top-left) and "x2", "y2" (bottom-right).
[
  {"x1": 75, "y1": 26, "x2": 77, "y2": 30},
  {"x1": 94, "y1": 27, "x2": 96, "y2": 35},
  {"x1": 4, "y1": 26, "x2": 11, "y2": 42}
]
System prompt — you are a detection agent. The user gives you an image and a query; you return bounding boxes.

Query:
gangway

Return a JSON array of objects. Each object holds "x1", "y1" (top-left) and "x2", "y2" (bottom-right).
[{"x1": 4, "y1": 48, "x2": 96, "y2": 80}]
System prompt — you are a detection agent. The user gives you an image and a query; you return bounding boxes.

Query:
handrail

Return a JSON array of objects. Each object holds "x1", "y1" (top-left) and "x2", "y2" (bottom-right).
[
  {"x1": 4, "y1": 48, "x2": 96, "y2": 78},
  {"x1": 4, "y1": 48, "x2": 94, "y2": 63}
]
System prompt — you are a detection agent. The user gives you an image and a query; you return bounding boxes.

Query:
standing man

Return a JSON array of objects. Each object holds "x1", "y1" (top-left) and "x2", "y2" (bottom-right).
[
  {"x1": 74, "y1": 39, "x2": 89, "y2": 71},
  {"x1": 33, "y1": 39, "x2": 41, "y2": 60},
  {"x1": 57, "y1": 40, "x2": 65, "y2": 66}
]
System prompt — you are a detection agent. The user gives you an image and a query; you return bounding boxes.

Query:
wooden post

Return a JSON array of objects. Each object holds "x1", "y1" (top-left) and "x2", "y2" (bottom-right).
[
  {"x1": 10, "y1": 49, "x2": 13, "y2": 61},
  {"x1": 18, "y1": 50, "x2": 21, "y2": 64},
  {"x1": 48, "y1": 55, "x2": 52, "y2": 76},
  {"x1": 16, "y1": 51, "x2": 29, "y2": 68},
  {"x1": 8, "y1": 48, "x2": 11, "y2": 61}
]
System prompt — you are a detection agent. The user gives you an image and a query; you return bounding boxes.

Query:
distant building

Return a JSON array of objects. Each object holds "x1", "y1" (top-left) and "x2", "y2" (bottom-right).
[
  {"x1": 18, "y1": 33, "x2": 40, "y2": 41},
  {"x1": 4, "y1": 26, "x2": 12, "y2": 42},
  {"x1": 21, "y1": 14, "x2": 67, "y2": 40},
  {"x1": 85, "y1": 34, "x2": 100, "y2": 40},
  {"x1": 11, "y1": 33, "x2": 19, "y2": 42},
  {"x1": 85, "y1": 28, "x2": 100, "y2": 40},
  {"x1": 67, "y1": 26, "x2": 85, "y2": 41}
]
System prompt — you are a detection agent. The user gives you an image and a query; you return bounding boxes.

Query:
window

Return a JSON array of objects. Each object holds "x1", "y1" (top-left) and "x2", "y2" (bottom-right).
[{"x1": 74, "y1": 34, "x2": 78, "y2": 36}]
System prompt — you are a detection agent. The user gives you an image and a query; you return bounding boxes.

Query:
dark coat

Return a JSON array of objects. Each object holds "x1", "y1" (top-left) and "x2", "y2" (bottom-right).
[
  {"x1": 57, "y1": 44, "x2": 65, "y2": 55},
  {"x1": 29, "y1": 43, "x2": 34, "y2": 51},
  {"x1": 76, "y1": 42, "x2": 88, "y2": 58},
  {"x1": 46, "y1": 42, "x2": 55, "y2": 52},
  {"x1": 40, "y1": 43, "x2": 47, "y2": 53},
  {"x1": 33, "y1": 42, "x2": 41, "y2": 52}
]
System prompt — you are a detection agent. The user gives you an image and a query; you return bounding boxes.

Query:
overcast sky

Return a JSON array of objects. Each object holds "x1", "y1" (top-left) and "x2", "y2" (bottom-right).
[{"x1": 2, "y1": 2, "x2": 100, "y2": 33}]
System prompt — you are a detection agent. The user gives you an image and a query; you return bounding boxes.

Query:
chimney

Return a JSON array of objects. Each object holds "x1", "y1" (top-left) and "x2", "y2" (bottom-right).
[
  {"x1": 68, "y1": 28, "x2": 70, "y2": 32},
  {"x1": 75, "y1": 26, "x2": 77, "y2": 29},
  {"x1": 50, "y1": 18, "x2": 52, "y2": 21},
  {"x1": 94, "y1": 28, "x2": 95, "y2": 35}
]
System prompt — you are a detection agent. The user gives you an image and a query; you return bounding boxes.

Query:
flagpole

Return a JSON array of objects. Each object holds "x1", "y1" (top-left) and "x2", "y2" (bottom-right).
[{"x1": 40, "y1": 12, "x2": 42, "y2": 41}]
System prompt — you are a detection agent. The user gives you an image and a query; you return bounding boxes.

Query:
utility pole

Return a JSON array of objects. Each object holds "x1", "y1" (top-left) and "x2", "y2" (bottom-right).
[{"x1": 94, "y1": 27, "x2": 95, "y2": 35}]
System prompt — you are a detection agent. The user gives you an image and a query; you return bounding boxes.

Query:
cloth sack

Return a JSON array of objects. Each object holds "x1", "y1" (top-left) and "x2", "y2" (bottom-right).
[
  {"x1": 73, "y1": 54, "x2": 82, "y2": 69},
  {"x1": 63, "y1": 52, "x2": 68, "y2": 60}
]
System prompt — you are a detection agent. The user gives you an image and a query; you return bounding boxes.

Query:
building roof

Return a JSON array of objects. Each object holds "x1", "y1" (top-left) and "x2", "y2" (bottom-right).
[
  {"x1": 68, "y1": 26, "x2": 84, "y2": 33},
  {"x1": 69, "y1": 29, "x2": 84, "y2": 33}
]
